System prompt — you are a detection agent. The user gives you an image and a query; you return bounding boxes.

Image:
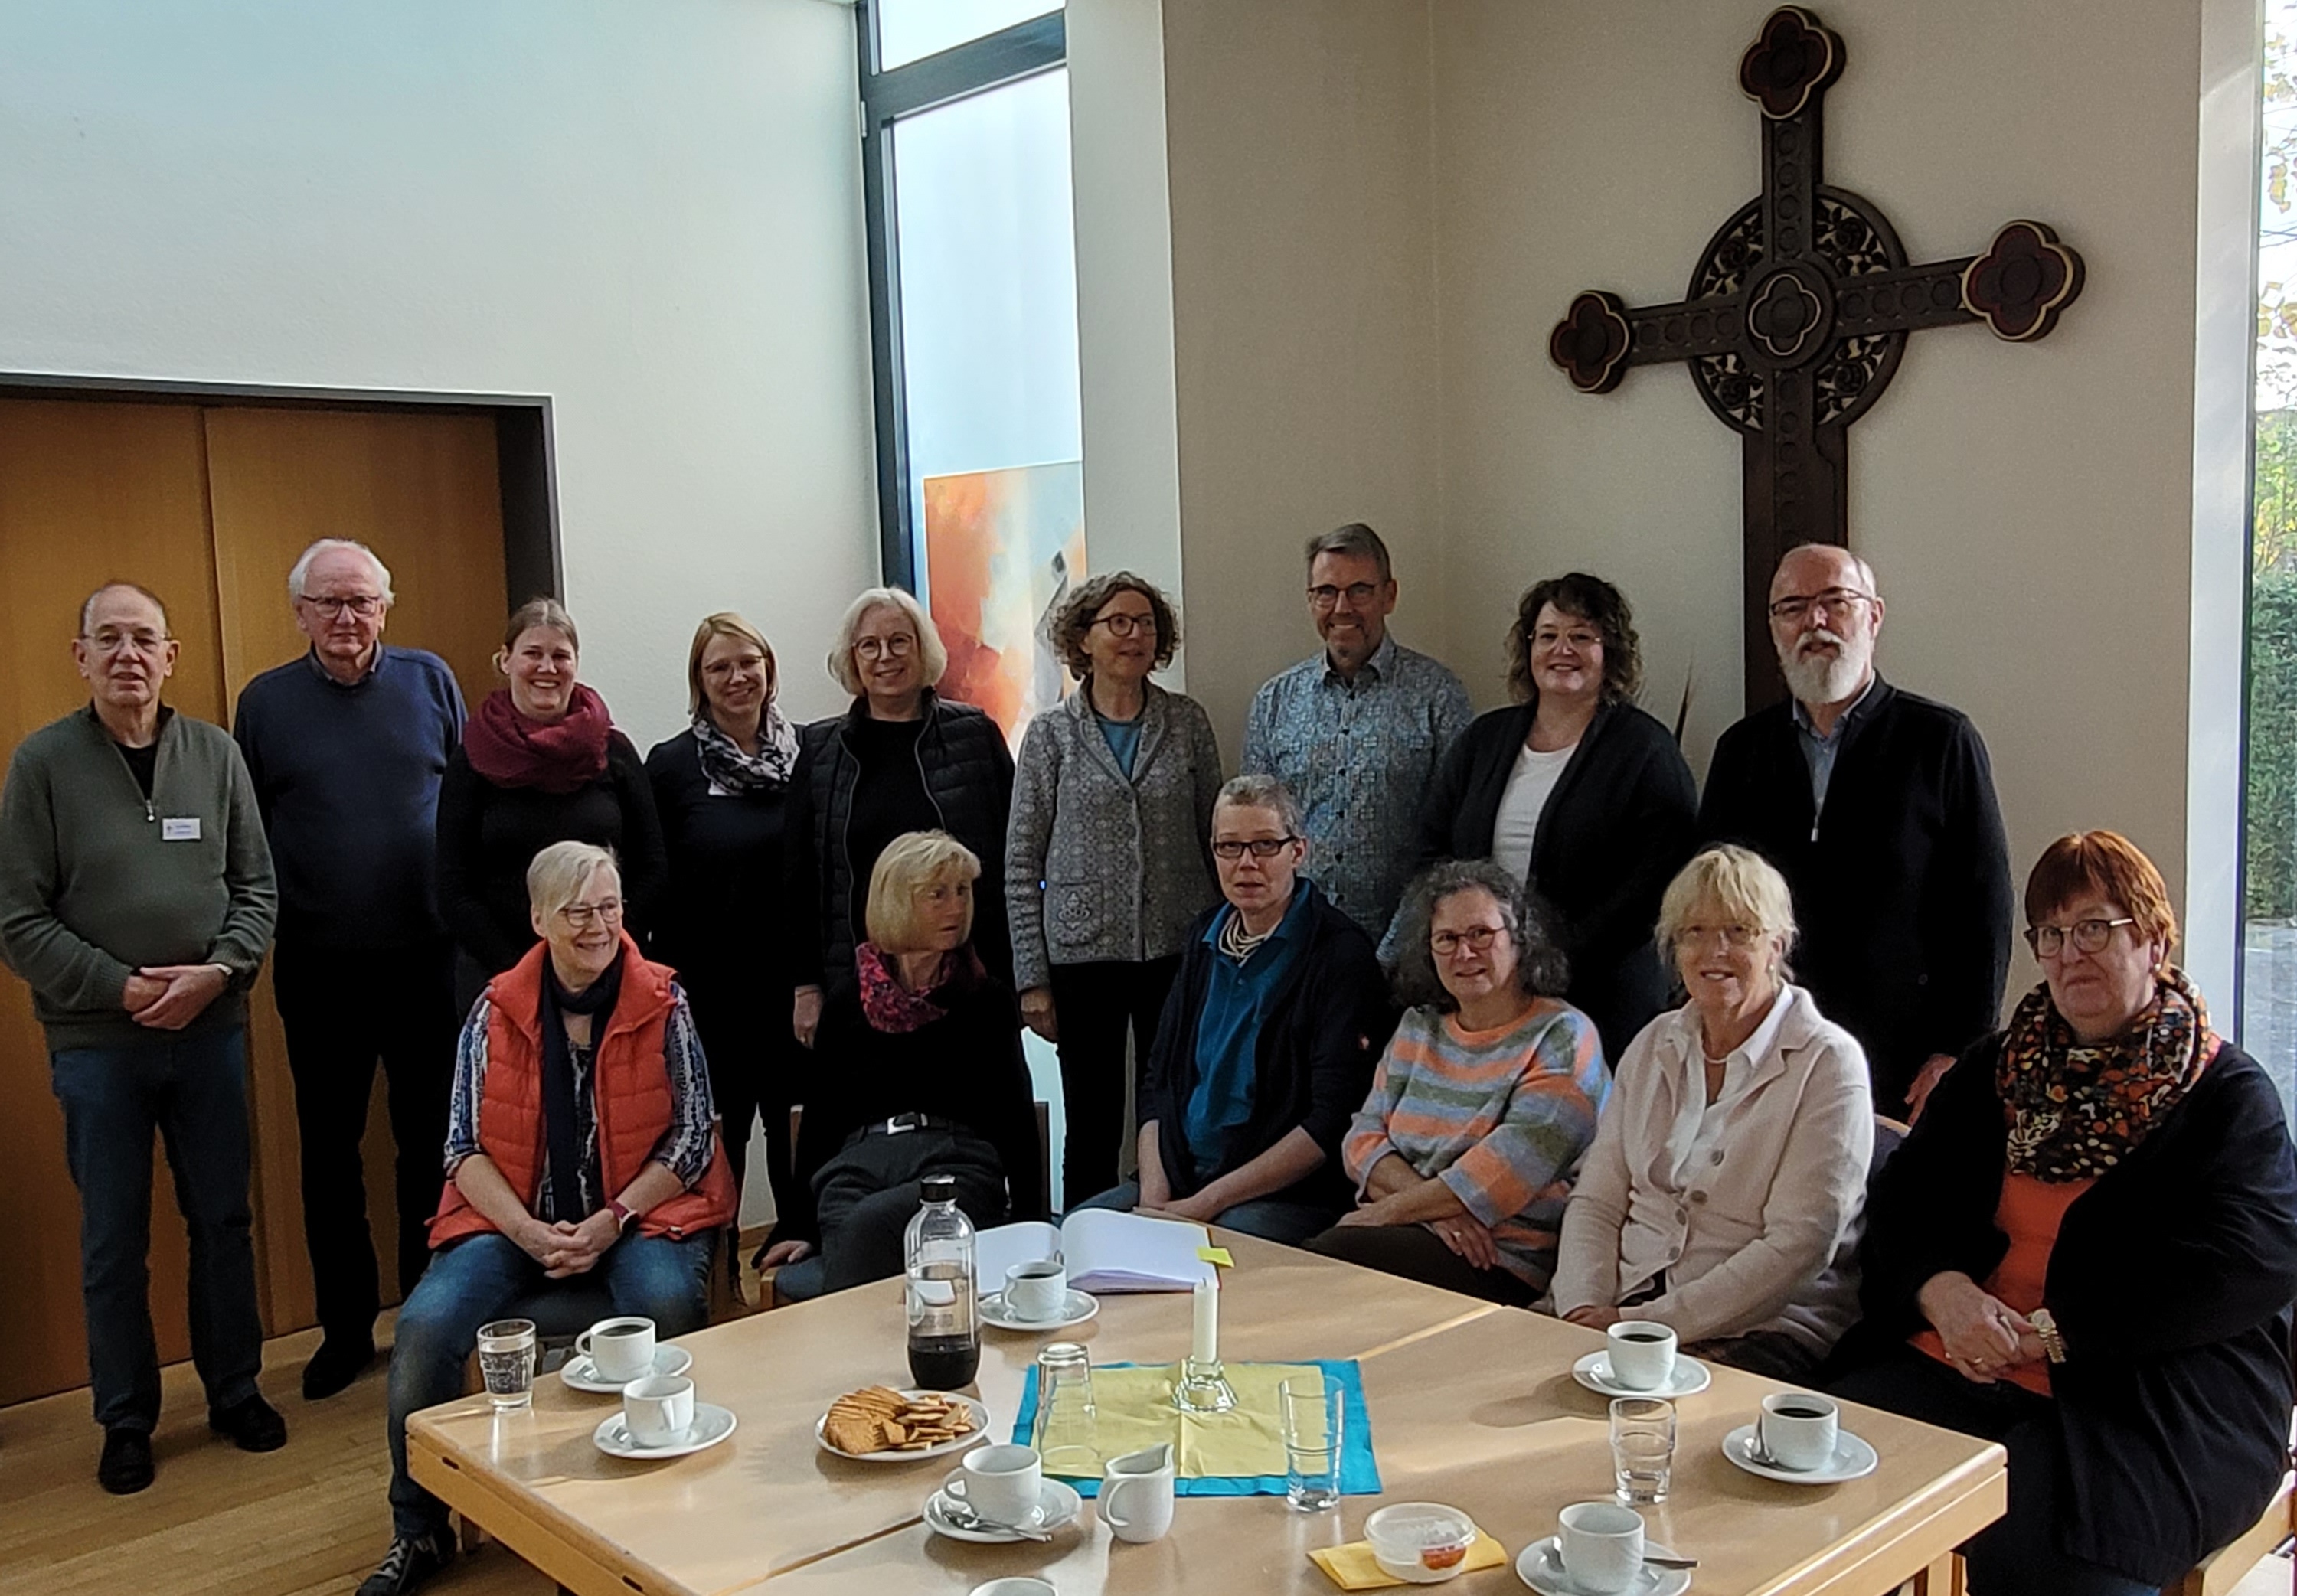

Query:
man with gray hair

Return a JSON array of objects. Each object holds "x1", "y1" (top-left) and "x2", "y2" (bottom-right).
[
  {"x1": 1243, "y1": 523, "x2": 1472, "y2": 937},
  {"x1": 232, "y1": 538, "x2": 466, "y2": 1400},
  {"x1": 1698, "y1": 542, "x2": 2011, "y2": 1121}
]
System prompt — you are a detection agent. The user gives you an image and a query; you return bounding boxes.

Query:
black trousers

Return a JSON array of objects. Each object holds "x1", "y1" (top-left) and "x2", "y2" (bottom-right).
[
  {"x1": 1046, "y1": 956, "x2": 1179, "y2": 1207},
  {"x1": 681, "y1": 974, "x2": 800, "y2": 1230},
  {"x1": 813, "y1": 1125, "x2": 1008, "y2": 1294},
  {"x1": 273, "y1": 937, "x2": 458, "y2": 1341},
  {"x1": 1304, "y1": 1222, "x2": 1541, "y2": 1308}
]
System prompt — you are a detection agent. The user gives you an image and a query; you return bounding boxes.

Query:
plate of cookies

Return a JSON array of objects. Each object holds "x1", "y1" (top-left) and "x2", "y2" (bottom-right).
[{"x1": 815, "y1": 1385, "x2": 991, "y2": 1463}]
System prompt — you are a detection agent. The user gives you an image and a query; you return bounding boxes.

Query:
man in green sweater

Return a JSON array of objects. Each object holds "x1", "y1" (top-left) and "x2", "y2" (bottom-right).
[{"x1": 0, "y1": 582, "x2": 283, "y2": 1495}]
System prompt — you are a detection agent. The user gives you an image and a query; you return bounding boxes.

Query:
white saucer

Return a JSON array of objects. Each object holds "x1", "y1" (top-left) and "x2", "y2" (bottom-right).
[
  {"x1": 815, "y1": 1390, "x2": 992, "y2": 1463},
  {"x1": 924, "y1": 1478, "x2": 1083, "y2": 1542},
  {"x1": 979, "y1": 1288, "x2": 1100, "y2": 1332},
  {"x1": 593, "y1": 1401, "x2": 737, "y2": 1460},
  {"x1": 1515, "y1": 1536, "x2": 1690, "y2": 1596},
  {"x1": 1570, "y1": 1350, "x2": 1712, "y2": 1399},
  {"x1": 561, "y1": 1345, "x2": 693, "y2": 1392},
  {"x1": 1721, "y1": 1421, "x2": 1879, "y2": 1483}
]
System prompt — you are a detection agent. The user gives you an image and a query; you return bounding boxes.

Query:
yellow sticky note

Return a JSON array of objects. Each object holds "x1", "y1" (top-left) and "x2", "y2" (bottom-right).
[
  {"x1": 1309, "y1": 1532, "x2": 1509, "y2": 1590},
  {"x1": 1197, "y1": 1245, "x2": 1234, "y2": 1268}
]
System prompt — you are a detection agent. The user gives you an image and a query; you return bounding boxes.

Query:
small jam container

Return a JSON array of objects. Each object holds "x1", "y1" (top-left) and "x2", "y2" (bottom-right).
[{"x1": 1364, "y1": 1501, "x2": 1479, "y2": 1583}]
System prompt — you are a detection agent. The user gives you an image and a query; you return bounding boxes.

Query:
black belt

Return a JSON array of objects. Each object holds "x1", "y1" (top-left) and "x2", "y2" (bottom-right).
[{"x1": 850, "y1": 1111, "x2": 965, "y2": 1142}]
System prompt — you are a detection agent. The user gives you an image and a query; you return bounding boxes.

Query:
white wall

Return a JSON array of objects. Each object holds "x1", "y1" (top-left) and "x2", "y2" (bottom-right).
[{"x1": 0, "y1": 0, "x2": 881, "y2": 741}]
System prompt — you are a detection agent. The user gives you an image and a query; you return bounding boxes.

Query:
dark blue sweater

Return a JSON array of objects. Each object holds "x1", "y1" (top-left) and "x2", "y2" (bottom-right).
[{"x1": 234, "y1": 646, "x2": 466, "y2": 948}]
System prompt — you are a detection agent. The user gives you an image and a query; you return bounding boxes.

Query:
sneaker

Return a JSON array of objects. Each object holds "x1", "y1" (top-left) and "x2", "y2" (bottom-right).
[
  {"x1": 302, "y1": 1335, "x2": 376, "y2": 1402},
  {"x1": 207, "y1": 1392, "x2": 288, "y2": 1452},
  {"x1": 96, "y1": 1427, "x2": 154, "y2": 1494},
  {"x1": 356, "y1": 1531, "x2": 455, "y2": 1596}
]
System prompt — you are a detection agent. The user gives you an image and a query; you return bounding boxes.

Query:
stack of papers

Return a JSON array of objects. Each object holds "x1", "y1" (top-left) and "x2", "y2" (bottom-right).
[{"x1": 975, "y1": 1209, "x2": 1217, "y2": 1294}]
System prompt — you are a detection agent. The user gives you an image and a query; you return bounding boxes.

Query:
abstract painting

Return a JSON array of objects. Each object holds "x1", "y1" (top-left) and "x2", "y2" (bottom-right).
[{"x1": 923, "y1": 460, "x2": 1086, "y2": 748}]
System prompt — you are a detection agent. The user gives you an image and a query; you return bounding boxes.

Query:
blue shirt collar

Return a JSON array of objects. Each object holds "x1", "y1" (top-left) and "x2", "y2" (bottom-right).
[
  {"x1": 303, "y1": 644, "x2": 385, "y2": 687},
  {"x1": 1203, "y1": 880, "x2": 1317, "y2": 953},
  {"x1": 1789, "y1": 671, "x2": 1877, "y2": 744},
  {"x1": 1323, "y1": 630, "x2": 1398, "y2": 688}
]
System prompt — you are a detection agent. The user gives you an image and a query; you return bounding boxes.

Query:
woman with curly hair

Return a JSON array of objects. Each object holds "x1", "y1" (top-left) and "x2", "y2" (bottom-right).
[
  {"x1": 1306, "y1": 857, "x2": 1609, "y2": 1305},
  {"x1": 1004, "y1": 572, "x2": 1224, "y2": 1203},
  {"x1": 1406, "y1": 572, "x2": 1695, "y2": 1064}
]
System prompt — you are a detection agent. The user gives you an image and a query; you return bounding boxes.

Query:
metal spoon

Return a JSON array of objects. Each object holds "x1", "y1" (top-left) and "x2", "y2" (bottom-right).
[
  {"x1": 937, "y1": 1496, "x2": 1054, "y2": 1542},
  {"x1": 1645, "y1": 1553, "x2": 1700, "y2": 1569}
]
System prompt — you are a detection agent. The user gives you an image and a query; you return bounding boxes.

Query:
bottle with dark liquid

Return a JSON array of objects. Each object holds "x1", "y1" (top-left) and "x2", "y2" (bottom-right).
[{"x1": 904, "y1": 1174, "x2": 979, "y2": 1389}]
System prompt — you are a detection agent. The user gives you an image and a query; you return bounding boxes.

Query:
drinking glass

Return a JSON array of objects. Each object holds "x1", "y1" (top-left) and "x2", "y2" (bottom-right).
[
  {"x1": 477, "y1": 1318, "x2": 538, "y2": 1411},
  {"x1": 1609, "y1": 1396, "x2": 1675, "y2": 1504},
  {"x1": 1280, "y1": 1376, "x2": 1344, "y2": 1513},
  {"x1": 1031, "y1": 1342, "x2": 1099, "y2": 1476}
]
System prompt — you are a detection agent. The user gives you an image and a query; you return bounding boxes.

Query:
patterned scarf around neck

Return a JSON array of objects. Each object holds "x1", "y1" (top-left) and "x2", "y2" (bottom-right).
[
  {"x1": 854, "y1": 940, "x2": 981, "y2": 1033},
  {"x1": 691, "y1": 705, "x2": 798, "y2": 794},
  {"x1": 464, "y1": 684, "x2": 614, "y2": 795},
  {"x1": 1998, "y1": 964, "x2": 2219, "y2": 1181}
]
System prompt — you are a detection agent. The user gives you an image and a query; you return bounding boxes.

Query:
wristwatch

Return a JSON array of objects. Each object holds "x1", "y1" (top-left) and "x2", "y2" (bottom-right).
[
  {"x1": 2029, "y1": 1307, "x2": 2067, "y2": 1364},
  {"x1": 608, "y1": 1199, "x2": 636, "y2": 1232}
]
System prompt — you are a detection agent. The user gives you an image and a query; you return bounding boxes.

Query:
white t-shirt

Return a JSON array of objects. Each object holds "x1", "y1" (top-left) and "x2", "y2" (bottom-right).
[{"x1": 1490, "y1": 741, "x2": 1577, "y2": 887}]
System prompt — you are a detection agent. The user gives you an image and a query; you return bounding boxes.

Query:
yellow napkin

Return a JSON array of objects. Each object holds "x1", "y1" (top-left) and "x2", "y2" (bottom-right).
[
  {"x1": 1035, "y1": 1362, "x2": 1320, "y2": 1480},
  {"x1": 1310, "y1": 1531, "x2": 1510, "y2": 1590}
]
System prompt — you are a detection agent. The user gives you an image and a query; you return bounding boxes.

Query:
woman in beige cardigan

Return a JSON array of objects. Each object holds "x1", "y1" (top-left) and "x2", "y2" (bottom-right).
[{"x1": 1551, "y1": 844, "x2": 1872, "y2": 1379}]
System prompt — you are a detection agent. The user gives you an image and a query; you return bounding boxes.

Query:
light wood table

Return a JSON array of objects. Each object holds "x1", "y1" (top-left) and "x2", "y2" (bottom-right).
[{"x1": 408, "y1": 1234, "x2": 2003, "y2": 1596}]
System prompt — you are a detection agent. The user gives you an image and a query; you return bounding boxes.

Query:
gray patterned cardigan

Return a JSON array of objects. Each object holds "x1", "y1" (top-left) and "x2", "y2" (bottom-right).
[{"x1": 1004, "y1": 681, "x2": 1224, "y2": 994}]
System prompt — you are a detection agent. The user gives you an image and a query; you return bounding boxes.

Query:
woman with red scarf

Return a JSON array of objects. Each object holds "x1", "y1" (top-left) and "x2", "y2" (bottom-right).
[{"x1": 436, "y1": 599, "x2": 668, "y2": 1013}]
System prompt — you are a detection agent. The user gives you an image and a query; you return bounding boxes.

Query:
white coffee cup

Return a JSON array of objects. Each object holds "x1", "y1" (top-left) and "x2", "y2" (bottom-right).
[
  {"x1": 1100, "y1": 1442, "x2": 1175, "y2": 1543},
  {"x1": 1760, "y1": 1391, "x2": 1841, "y2": 1471},
  {"x1": 622, "y1": 1373, "x2": 694, "y2": 1447},
  {"x1": 1557, "y1": 1500, "x2": 1645, "y2": 1595},
  {"x1": 946, "y1": 1442, "x2": 1044, "y2": 1526},
  {"x1": 969, "y1": 1581, "x2": 1057, "y2": 1596},
  {"x1": 1604, "y1": 1320, "x2": 1678, "y2": 1391},
  {"x1": 578, "y1": 1315, "x2": 657, "y2": 1383},
  {"x1": 1005, "y1": 1258, "x2": 1068, "y2": 1323}
]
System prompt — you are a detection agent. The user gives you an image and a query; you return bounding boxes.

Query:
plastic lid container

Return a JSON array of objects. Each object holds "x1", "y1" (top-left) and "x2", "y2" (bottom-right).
[{"x1": 1364, "y1": 1502, "x2": 1479, "y2": 1583}]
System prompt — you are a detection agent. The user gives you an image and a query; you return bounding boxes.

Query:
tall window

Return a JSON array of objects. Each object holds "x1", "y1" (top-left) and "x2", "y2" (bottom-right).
[{"x1": 858, "y1": 1, "x2": 1084, "y2": 746}]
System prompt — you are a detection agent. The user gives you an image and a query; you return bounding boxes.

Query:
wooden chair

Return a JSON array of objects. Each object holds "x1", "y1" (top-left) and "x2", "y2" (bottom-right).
[{"x1": 2166, "y1": 1471, "x2": 2295, "y2": 1595}]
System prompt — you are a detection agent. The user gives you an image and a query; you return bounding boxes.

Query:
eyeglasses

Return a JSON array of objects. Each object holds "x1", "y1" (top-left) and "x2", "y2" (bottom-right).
[
  {"x1": 1531, "y1": 627, "x2": 1603, "y2": 652},
  {"x1": 80, "y1": 628, "x2": 171, "y2": 655},
  {"x1": 1431, "y1": 925, "x2": 1507, "y2": 957},
  {"x1": 1307, "y1": 582, "x2": 1383, "y2": 611},
  {"x1": 559, "y1": 898, "x2": 625, "y2": 929},
  {"x1": 1090, "y1": 612, "x2": 1156, "y2": 638},
  {"x1": 854, "y1": 634, "x2": 916, "y2": 661},
  {"x1": 1766, "y1": 588, "x2": 1875, "y2": 624},
  {"x1": 1212, "y1": 836, "x2": 1299, "y2": 860},
  {"x1": 2024, "y1": 916, "x2": 2136, "y2": 958},
  {"x1": 1678, "y1": 923, "x2": 1760, "y2": 949},
  {"x1": 299, "y1": 594, "x2": 385, "y2": 618}
]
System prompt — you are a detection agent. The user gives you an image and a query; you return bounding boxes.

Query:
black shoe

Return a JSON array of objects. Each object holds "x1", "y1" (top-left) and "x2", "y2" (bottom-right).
[
  {"x1": 302, "y1": 1335, "x2": 375, "y2": 1401},
  {"x1": 96, "y1": 1427, "x2": 154, "y2": 1494},
  {"x1": 356, "y1": 1531, "x2": 455, "y2": 1596},
  {"x1": 207, "y1": 1393, "x2": 287, "y2": 1452}
]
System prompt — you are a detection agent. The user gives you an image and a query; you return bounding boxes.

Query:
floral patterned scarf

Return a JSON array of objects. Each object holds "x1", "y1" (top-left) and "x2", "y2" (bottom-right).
[
  {"x1": 1998, "y1": 964, "x2": 2220, "y2": 1181},
  {"x1": 854, "y1": 940, "x2": 983, "y2": 1034},
  {"x1": 691, "y1": 706, "x2": 798, "y2": 794}
]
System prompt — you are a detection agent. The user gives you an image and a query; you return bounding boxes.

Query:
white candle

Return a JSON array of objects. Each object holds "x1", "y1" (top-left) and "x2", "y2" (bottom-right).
[{"x1": 1191, "y1": 1275, "x2": 1218, "y2": 1365}]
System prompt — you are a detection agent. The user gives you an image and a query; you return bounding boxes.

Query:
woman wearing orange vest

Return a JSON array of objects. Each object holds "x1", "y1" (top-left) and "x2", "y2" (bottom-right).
[{"x1": 364, "y1": 841, "x2": 734, "y2": 1596}]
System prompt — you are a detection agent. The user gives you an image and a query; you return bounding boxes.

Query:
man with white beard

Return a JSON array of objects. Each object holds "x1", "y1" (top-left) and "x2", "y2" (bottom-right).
[{"x1": 1697, "y1": 543, "x2": 2011, "y2": 1120}]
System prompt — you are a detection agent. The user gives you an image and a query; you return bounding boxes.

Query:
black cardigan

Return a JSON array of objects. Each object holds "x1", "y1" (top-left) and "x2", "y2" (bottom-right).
[
  {"x1": 434, "y1": 732, "x2": 668, "y2": 980},
  {"x1": 785, "y1": 692, "x2": 1015, "y2": 998},
  {"x1": 1841, "y1": 1032, "x2": 2297, "y2": 1584},
  {"x1": 1408, "y1": 698, "x2": 1696, "y2": 1064},
  {"x1": 1696, "y1": 676, "x2": 2012, "y2": 1105},
  {"x1": 783, "y1": 963, "x2": 1044, "y2": 1243},
  {"x1": 643, "y1": 729, "x2": 786, "y2": 1000},
  {"x1": 1137, "y1": 880, "x2": 1395, "y2": 1212}
]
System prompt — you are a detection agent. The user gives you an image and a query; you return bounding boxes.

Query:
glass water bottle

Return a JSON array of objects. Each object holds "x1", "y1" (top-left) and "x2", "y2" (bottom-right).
[{"x1": 903, "y1": 1174, "x2": 980, "y2": 1389}]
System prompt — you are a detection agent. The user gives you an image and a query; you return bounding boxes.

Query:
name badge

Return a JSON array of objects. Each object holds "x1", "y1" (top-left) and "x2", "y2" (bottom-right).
[{"x1": 161, "y1": 818, "x2": 201, "y2": 842}]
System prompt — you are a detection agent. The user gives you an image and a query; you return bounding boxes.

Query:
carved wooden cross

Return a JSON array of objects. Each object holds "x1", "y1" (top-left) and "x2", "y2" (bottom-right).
[{"x1": 1548, "y1": 6, "x2": 2084, "y2": 710}]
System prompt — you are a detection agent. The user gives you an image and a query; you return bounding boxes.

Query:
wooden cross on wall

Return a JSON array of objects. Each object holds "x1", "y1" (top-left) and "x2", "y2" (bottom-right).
[{"x1": 1548, "y1": 5, "x2": 2084, "y2": 711}]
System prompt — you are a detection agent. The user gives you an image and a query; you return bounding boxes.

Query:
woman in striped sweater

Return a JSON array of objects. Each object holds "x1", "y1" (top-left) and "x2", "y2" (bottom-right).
[{"x1": 1305, "y1": 858, "x2": 1610, "y2": 1305}]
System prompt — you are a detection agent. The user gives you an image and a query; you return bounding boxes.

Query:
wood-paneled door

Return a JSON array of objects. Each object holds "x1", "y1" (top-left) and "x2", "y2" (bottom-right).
[{"x1": 0, "y1": 397, "x2": 509, "y2": 1405}]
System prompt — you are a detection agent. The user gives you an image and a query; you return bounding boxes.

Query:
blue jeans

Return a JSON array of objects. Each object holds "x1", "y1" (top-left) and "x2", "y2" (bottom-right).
[
  {"x1": 1070, "y1": 1180, "x2": 1339, "y2": 1245},
  {"x1": 387, "y1": 1229, "x2": 714, "y2": 1538},
  {"x1": 50, "y1": 1027, "x2": 265, "y2": 1432}
]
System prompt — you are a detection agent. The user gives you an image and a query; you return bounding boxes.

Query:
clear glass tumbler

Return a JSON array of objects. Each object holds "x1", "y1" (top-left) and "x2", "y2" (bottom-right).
[
  {"x1": 1610, "y1": 1395, "x2": 1676, "y2": 1503},
  {"x1": 1031, "y1": 1341, "x2": 1099, "y2": 1476},
  {"x1": 477, "y1": 1318, "x2": 538, "y2": 1411},
  {"x1": 1280, "y1": 1376, "x2": 1344, "y2": 1513}
]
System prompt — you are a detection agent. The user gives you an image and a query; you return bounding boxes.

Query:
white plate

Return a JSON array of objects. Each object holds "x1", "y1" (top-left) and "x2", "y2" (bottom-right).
[
  {"x1": 815, "y1": 1390, "x2": 992, "y2": 1462},
  {"x1": 979, "y1": 1288, "x2": 1100, "y2": 1332},
  {"x1": 1570, "y1": 1350, "x2": 1712, "y2": 1399},
  {"x1": 593, "y1": 1401, "x2": 737, "y2": 1460},
  {"x1": 1515, "y1": 1536, "x2": 1691, "y2": 1596},
  {"x1": 924, "y1": 1478, "x2": 1083, "y2": 1543},
  {"x1": 561, "y1": 1345, "x2": 693, "y2": 1393},
  {"x1": 1721, "y1": 1421, "x2": 1880, "y2": 1484}
]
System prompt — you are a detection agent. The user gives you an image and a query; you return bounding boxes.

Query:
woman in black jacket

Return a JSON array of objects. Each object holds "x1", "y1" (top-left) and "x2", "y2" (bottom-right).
[
  {"x1": 1406, "y1": 573, "x2": 1694, "y2": 1062},
  {"x1": 785, "y1": 587, "x2": 1015, "y2": 1048},
  {"x1": 1830, "y1": 831, "x2": 2297, "y2": 1596},
  {"x1": 437, "y1": 598, "x2": 667, "y2": 1013}
]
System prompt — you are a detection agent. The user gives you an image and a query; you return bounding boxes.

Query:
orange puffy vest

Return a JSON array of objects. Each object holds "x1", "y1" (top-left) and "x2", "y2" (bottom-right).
[{"x1": 429, "y1": 933, "x2": 737, "y2": 1248}]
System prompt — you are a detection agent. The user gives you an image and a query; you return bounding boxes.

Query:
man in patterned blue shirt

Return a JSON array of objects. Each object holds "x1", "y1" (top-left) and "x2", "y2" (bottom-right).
[{"x1": 1243, "y1": 524, "x2": 1472, "y2": 939}]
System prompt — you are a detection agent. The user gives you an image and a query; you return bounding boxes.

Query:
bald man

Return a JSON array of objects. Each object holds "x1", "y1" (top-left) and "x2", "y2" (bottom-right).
[{"x1": 1697, "y1": 544, "x2": 2012, "y2": 1120}]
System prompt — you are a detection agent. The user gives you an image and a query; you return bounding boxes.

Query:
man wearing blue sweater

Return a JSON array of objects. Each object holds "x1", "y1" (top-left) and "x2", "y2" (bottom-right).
[{"x1": 234, "y1": 540, "x2": 466, "y2": 1402}]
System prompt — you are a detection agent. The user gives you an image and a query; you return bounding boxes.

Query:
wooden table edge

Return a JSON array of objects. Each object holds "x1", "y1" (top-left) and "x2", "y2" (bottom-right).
[{"x1": 1748, "y1": 1439, "x2": 2007, "y2": 1596}]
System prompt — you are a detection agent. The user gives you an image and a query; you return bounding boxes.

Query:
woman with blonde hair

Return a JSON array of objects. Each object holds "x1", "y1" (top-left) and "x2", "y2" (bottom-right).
[{"x1": 785, "y1": 588, "x2": 1015, "y2": 1048}]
